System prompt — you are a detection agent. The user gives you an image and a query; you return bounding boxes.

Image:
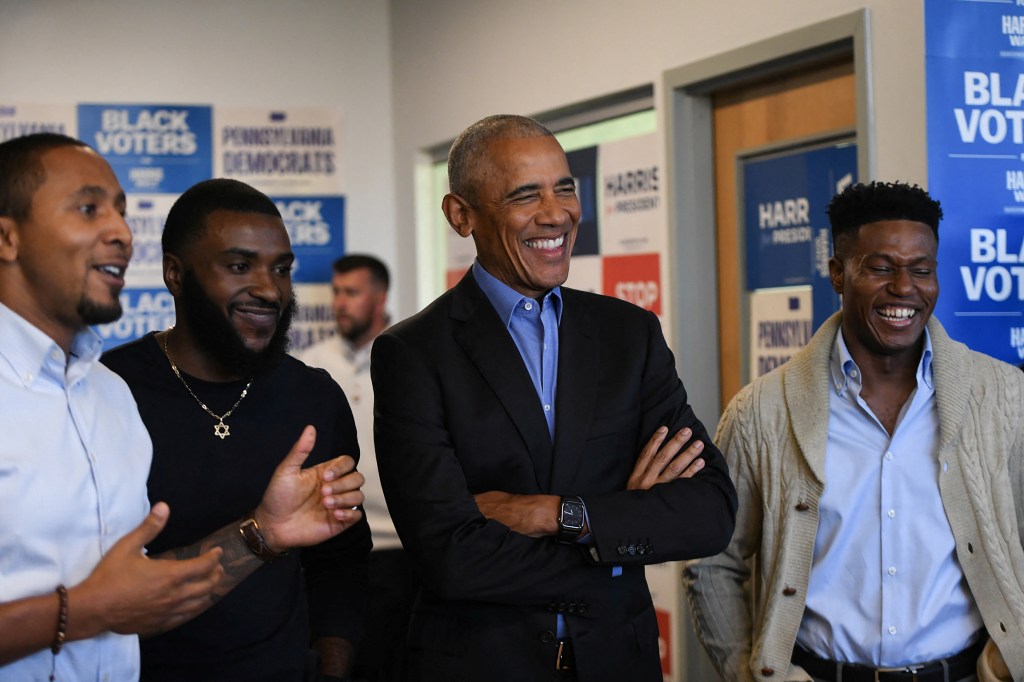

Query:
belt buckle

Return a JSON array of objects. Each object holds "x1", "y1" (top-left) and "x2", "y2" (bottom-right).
[{"x1": 874, "y1": 664, "x2": 922, "y2": 682}]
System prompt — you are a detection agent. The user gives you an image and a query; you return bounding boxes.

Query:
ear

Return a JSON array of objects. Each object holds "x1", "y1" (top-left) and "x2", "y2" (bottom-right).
[
  {"x1": 163, "y1": 253, "x2": 184, "y2": 297},
  {"x1": 828, "y1": 256, "x2": 844, "y2": 295},
  {"x1": 0, "y1": 216, "x2": 19, "y2": 263},
  {"x1": 442, "y1": 193, "x2": 475, "y2": 238}
]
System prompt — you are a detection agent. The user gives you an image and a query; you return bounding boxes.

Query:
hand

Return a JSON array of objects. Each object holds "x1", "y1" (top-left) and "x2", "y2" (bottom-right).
[
  {"x1": 627, "y1": 426, "x2": 705, "y2": 490},
  {"x1": 473, "y1": 492, "x2": 560, "y2": 538},
  {"x1": 71, "y1": 502, "x2": 224, "y2": 638},
  {"x1": 255, "y1": 425, "x2": 365, "y2": 552}
]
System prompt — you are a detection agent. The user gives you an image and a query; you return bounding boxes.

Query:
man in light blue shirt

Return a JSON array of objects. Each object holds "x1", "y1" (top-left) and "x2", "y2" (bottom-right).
[
  {"x1": 686, "y1": 181, "x2": 1024, "y2": 681},
  {"x1": 0, "y1": 133, "x2": 366, "y2": 680}
]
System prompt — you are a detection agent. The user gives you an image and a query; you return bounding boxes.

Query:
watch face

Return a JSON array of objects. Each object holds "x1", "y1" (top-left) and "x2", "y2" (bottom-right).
[{"x1": 561, "y1": 500, "x2": 584, "y2": 528}]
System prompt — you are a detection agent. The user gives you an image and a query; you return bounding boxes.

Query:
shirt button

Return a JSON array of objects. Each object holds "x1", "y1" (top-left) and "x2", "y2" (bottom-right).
[
  {"x1": 888, "y1": 509, "x2": 896, "y2": 518},
  {"x1": 888, "y1": 626, "x2": 897, "y2": 635},
  {"x1": 888, "y1": 566, "x2": 897, "y2": 576},
  {"x1": 885, "y1": 451, "x2": 894, "y2": 461},
  {"x1": 524, "y1": 302, "x2": 533, "y2": 311},
  {"x1": 23, "y1": 372, "x2": 33, "y2": 383},
  {"x1": 544, "y1": 404, "x2": 551, "y2": 412},
  {"x1": 850, "y1": 369, "x2": 859, "y2": 378}
]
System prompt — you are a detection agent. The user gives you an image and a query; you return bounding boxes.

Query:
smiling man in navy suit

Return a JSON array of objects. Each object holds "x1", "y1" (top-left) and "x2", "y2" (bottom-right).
[{"x1": 371, "y1": 114, "x2": 737, "y2": 682}]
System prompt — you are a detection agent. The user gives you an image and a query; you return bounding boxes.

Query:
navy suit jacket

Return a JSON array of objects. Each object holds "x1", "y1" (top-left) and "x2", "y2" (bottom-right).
[{"x1": 371, "y1": 272, "x2": 737, "y2": 682}]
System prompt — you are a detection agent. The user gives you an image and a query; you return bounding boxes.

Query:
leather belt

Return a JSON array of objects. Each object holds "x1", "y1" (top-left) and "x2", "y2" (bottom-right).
[
  {"x1": 555, "y1": 638, "x2": 575, "y2": 671},
  {"x1": 791, "y1": 637, "x2": 985, "y2": 682}
]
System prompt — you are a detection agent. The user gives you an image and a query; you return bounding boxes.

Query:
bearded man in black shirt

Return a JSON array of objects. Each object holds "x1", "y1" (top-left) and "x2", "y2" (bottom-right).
[{"x1": 103, "y1": 178, "x2": 371, "y2": 682}]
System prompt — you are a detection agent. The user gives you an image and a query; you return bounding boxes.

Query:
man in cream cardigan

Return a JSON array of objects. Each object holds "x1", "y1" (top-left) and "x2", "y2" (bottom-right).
[{"x1": 685, "y1": 181, "x2": 1024, "y2": 682}]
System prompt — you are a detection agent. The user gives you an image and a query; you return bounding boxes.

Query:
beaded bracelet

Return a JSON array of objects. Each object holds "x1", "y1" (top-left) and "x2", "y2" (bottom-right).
[{"x1": 51, "y1": 585, "x2": 68, "y2": 655}]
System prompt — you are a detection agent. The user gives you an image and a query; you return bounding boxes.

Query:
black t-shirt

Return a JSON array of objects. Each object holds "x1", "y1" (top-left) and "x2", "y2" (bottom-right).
[{"x1": 102, "y1": 333, "x2": 370, "y2": 682}]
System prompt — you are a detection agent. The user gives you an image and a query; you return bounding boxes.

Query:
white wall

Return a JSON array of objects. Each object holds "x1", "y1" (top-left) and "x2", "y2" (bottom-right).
[
  {"x1": 389, "y1": 0, "x2": 927, "y2": 317},
  {"x1": 0, "y1": 0, "x2": 400, "y2": 310}
]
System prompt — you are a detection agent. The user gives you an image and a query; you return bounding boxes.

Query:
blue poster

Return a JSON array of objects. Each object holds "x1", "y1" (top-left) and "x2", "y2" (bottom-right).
[
  {"x1": 77, "y1": 103, "x2": 213, "y2": 194},
  {"x1": 566, "y1": 146, "x2": 599, "y2": 256},
  {"x1": 95, "y1": 287, "x2": 177, "y2": 349},
  {"x1": 743, "y1": 142, "x2": 857, "y2": 330},
  {"x1": 926, "y1": 0, "x2": 1024, "y2": 364},
  {"x1": 272, "y1": 195, "x2": 346, "y2": 283}
]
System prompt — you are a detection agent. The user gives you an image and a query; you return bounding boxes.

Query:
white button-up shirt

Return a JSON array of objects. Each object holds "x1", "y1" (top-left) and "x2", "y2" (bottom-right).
[
  {"x1": 0, "y1": 302, "x2": 151, "y2": 680},
  {"x1": 796, "y1": 328, "x2": 982, "y2": 665}
]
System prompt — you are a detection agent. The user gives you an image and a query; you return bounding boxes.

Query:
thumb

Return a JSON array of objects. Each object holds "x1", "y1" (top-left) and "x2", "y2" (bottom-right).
[
  {"x1": 130, "y1": 501, "x2": 170, "y2": 548},
  {"x1": 278, "y1": 425, "x2": 317, "y2": 472}
]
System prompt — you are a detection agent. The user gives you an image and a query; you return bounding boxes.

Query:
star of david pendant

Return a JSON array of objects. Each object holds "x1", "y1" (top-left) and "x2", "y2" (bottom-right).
[{"x1": 214, "y1": 421, "x2": 230, "y2": 439}]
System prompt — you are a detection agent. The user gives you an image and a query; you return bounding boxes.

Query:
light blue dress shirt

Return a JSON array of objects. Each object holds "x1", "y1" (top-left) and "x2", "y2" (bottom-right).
[
  {"x1": 473, "y1": 262, "x2": 561, "y2": 441},
  {"x1": 796, "y1": 328, "x2": 983, "y2": 665},
  {"x1": 0, "y1": 302, "x2": 152, "y2": 681},
  {"x1": 474, "y1": 263, "x2": 617, "y2": 640}
]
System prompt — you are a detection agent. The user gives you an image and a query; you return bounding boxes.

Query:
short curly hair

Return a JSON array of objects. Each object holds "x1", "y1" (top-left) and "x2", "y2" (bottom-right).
[{"x1": 827, "y1": 181, "x2": 942, "y2": 256}]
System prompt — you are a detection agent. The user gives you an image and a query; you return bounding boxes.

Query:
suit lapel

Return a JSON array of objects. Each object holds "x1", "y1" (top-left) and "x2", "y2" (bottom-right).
[
  {"x1": 550, "y1": 290, "x2": 600, "y2": 493},
  {"x1": 451, "y1": 274, "x2": 554, "y2": 491}
]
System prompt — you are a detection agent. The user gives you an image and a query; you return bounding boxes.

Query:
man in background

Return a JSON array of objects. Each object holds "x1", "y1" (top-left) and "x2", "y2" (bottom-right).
[
  {"x1": 103, "y1": 178, "x2": 371, "y2": 681},
  {"x1": 685, "y1": 181, "x2": 1024, "y2": 681},
  {"x1": 299, "y1": 254, "x2": 413, "y2": 682}
]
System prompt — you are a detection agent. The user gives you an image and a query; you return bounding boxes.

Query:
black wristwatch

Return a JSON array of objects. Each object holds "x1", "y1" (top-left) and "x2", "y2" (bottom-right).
[{"x1": 557, "y1": 496, "x2": 586, "y2": 544}]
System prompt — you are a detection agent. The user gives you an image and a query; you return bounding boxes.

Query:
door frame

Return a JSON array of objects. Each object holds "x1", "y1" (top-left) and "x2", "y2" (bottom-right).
[{"x1": 660, "y1": 9, "x2": 873, "y2": 427}]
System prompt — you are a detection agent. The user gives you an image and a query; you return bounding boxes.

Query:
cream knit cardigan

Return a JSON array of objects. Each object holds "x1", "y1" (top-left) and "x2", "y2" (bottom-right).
[{"x1": 684, "y1": 313, "x2": 1024, "y2": 681}]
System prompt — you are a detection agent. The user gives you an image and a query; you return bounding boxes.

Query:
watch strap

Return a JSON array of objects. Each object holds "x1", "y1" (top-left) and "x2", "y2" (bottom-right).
[{"x1": 239, "y1": 512, "x2": 289, "y2": 563}]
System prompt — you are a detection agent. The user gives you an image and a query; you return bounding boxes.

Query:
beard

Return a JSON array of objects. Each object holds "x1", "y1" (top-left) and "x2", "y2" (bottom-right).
[
  {"x1": 78, "y1": 296, "x2": 123, "y2": 326},
  {"x1": 338, "y1": 314, "x2": 373, "y2": 344},
  {"x1": 178, "y1": 268, "x2": 296, "y2": 377}
]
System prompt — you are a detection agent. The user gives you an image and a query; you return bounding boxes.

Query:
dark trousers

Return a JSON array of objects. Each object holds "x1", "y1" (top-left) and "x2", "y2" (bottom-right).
[{"x1": 352, "y1": 549, "x2": 419, "y2": 682}]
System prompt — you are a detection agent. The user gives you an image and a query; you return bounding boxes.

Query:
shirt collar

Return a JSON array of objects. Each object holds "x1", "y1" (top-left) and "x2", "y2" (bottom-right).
[
  {"x1": 472, "y1": 260, "x2": 562, "y2": 327},
  {"x1": 829, "y1": 326, "x2": 934, "y2": 395},
  {"x1": 0, "y1": 301, "x2": 103, "y2": 387}
]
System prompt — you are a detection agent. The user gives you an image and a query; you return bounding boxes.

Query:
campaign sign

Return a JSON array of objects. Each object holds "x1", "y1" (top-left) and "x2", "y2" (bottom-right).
[
  {"x1": 124, "y1": 194, "x2": 177, "y2": 290},
  {"x1": 272, "y1": 195, "x2": 345, "y2": 284},
  {"x1": 743, "y1": 142, "x2": 855, "y2": 330},
  {"x1": 749, "y1": 287, "x2": 813, "y2": 382},
  {"x1": 0, "y1": 103, "x2": 76, "y2": 142},
  {"x1": 599, "y1": 134, "x2": 666, "y2": 256},
  {"x1": 602, "y1": 253, "x2": 662, "y2": 316},
  {"x1": 95, "y1": 287, "x2": 176, "y2": 352},
  {"x1": 567, "y1": 146, "x2": 599, "y2": 256},
  {"x1": 215, "y1": 107, "x2": 344, "y2": 196},
  {"x1": 290, "y1": 282, "x2": 335, "y2": 354},
  {"x1": 77, "y1": 104, "x2": 213, "y2": 194},
  {"x1": 926, "y1": 0, "x2": 1024, "y2": 363}
]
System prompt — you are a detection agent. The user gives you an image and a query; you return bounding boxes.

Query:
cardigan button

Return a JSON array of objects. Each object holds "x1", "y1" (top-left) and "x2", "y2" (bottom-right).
[
  {"x1": 782, "y1": 587, "x2": 797, "y2": 596},
  {"x1": 761, "y1": 667, "x2": 775, "y2": 676},
  {"x1": 795, "y1": 503, "x2": 809, "y2": 511}
]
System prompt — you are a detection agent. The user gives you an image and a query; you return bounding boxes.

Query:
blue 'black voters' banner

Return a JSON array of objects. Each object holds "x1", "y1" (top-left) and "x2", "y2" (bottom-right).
[
  {"x1": 78, "y1": 103, "x2": 213, "y2": 194},
  {"x1": 926, "y1": 0, "x2": 1024, "y2": 364}
]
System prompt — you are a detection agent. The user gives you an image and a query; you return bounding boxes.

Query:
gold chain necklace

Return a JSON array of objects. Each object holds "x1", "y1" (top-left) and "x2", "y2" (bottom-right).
[{"x1": 161, "y1": 328, "x2": 253, "y2": 440}]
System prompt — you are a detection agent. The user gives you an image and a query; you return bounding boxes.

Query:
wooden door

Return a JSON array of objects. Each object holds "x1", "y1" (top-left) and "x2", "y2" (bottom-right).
[{"x1": 713, "y1": 58, "x2": 856, "y2": 407}]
